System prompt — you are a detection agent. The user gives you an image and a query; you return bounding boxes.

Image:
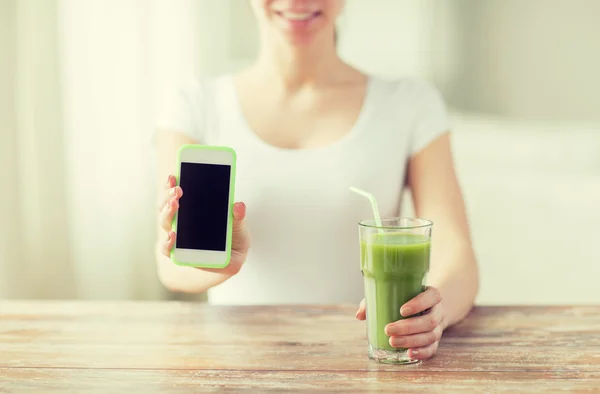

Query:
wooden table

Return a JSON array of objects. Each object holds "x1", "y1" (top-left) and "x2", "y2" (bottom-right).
[{"x1": 0, "y1": 302, "x2": 599, "y2": 393}]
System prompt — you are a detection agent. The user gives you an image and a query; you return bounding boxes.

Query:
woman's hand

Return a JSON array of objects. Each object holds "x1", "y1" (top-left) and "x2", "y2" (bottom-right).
[
  {"x1": 355, "y1": 286, "x2": 446, "y2": 361},
  {"x1": 158, "y1": 175, "x2": 250, "y2": 276}
]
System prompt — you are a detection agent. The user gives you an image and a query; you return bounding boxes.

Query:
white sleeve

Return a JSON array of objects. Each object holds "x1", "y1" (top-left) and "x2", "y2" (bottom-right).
[
  {"x1": 409, "y1": 82, "x2": 452, "y2": 156},
  {"x1": 154, "y1": 79, "x2": 205, "y2": 143}
]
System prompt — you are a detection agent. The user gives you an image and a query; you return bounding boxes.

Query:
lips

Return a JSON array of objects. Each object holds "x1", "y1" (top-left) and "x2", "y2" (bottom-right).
[
  {"x1": 274, "y1": 10, "x2": 321, "y2": 27},
  {"x1": 279, "y1": 11, "x2": 318, "y2": 21}
]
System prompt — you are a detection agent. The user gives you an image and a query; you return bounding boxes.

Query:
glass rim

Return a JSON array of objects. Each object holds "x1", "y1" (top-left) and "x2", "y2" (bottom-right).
[{"x1": 358, "y1": 217, "x2": 433, "y2": 230}]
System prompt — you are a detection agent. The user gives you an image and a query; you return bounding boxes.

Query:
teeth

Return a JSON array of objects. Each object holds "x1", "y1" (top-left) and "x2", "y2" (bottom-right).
[{"x1": 282, "y1": 12, "x2": 313, "y2": 21}]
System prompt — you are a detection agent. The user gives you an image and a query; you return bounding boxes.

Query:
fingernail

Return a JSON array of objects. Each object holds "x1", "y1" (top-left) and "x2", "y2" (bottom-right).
[
  {"x1": 166, "y1": 233, "x2": 171, "y2": 242},
  {"x1": 401, "y1": 307, "x2": 413, "y2": 317},
  {"x1": 394, "y1": 337, "x2": 405, "y2": 346},
  {"x1": 170, "y1": 188, "x2": 176, "y2": 196},
  {"x1": 411, "y1": 350, "x2": 419, "y2": 357}
]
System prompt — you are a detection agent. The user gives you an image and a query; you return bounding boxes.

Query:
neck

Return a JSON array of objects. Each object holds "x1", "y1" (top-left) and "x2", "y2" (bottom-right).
[{"x1": 253, "y1": 30, "x2": 344, "y2": 91}]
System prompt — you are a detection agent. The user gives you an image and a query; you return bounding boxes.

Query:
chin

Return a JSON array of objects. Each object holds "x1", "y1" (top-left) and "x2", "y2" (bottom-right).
[{"x1": 282, "y1": 31, "x2": 320, "y2": 47}]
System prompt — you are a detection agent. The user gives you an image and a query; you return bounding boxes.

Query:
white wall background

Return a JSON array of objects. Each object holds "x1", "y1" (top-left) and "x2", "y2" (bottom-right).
[
  {"x1": 0, "y1": 0, "x2": 19, "y2": 297},
  {"x1": 447, "y1": 0, "x2": 600, "y2": 122},
  {"x1": 57, "y1": 0, "x2": 238, "y2": 299},
  {"x1": 1, "y1": 0, "x2": 75, "y2": 299},
  {"x1": 447, "y1": 115, "x2": 600, "y2": 305}
]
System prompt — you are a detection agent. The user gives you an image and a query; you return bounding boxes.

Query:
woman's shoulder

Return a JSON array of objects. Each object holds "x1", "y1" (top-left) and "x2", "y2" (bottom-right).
[{"x1": 363, "y1": 76, "x2": 450, "y2": 154}]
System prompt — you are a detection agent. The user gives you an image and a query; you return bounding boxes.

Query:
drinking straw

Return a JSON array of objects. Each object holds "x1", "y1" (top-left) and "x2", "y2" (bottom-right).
[{"x1": 349, "y1": 186, "x2": 384, "y2": 230}]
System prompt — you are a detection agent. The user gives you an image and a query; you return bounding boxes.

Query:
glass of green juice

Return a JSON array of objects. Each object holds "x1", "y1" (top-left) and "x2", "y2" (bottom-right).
[{"x1": 359, "y1": 218, "x2": 432, "y2": 364}]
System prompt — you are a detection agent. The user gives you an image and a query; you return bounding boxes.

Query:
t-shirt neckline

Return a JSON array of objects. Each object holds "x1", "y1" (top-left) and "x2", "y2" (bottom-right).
[{"x1": 225, "y1": 74, "x2": 377, "y2": 155}]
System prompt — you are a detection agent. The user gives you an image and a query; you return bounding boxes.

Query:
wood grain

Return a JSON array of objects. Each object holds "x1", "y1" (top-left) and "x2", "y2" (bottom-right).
[
  {"x1": 2, "y1": 369, "x2": 599, "y2": 393},
  {"x1": 1, "y1": 302, "x2": 599, "y2": 392}
]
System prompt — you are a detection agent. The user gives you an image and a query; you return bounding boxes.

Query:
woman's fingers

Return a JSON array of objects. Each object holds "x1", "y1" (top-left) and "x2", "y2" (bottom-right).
[
  {"x1": 158, "y1": 175, "x2": 181, "y2": 211},
  {"x1": 356, "y1": 298, "x2": 366, "y2": 320},
  {"x1": 389, "y1": 323, "x2": 443, "y2": 349},
  {"x1": 158, "y1": 178, "x2": 249, "y2": 258},
  {"x1": 233, "y1": 201, "x2": 246, "y2": 221},
  {"x1": 231, "y1": 202, "x2": 250, "y2": 253},
  {"x1": 408, "y1": 340, "x2": 439, "y2": 360},
  {"x1": 400, "y1": 286, "x2": 442, "y2": 317},
  {"x1": 355, "y1": 286, "x2": 444, "y2": 360},
  {"x1": 158, "y1": 175, "x2": 182, "y2": 233},
  {"x1": 161, "y1": 231, "x2": 176, "y2": 257},
  {"x1": 385, "y1": 303, "x2": 444, "y2": 336},
  {"x1": 157, "y1": 186, "x2": 182, "y2": 212},
  {"x1": 166, "y1": 175, "x2": 175, "y2": 188},
  {"x1": 161, "y1": 197, "x2": 179, "y2": 232}
]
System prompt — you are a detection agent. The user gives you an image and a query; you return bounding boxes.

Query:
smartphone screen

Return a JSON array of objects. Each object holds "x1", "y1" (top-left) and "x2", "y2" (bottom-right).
[{"x1": 176, "y1": 162, "x2": 231, "y2": 251}]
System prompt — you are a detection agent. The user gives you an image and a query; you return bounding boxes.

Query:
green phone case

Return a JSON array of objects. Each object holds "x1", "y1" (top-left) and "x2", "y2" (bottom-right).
[{"x1": 170, "y1": 144, "x2": 237, "y2": 268}]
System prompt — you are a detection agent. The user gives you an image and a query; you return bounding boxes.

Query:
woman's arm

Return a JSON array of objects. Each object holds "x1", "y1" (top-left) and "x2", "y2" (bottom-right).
[
  {"x1": 154, "y1": 131, "x2": 249, "y2": 293},
  {"x1": 407, "y1": 132, "x2": 479, "y2": 328},
  {"x1": 356, "y1": 132, "x2": 478, "y2": 360}
]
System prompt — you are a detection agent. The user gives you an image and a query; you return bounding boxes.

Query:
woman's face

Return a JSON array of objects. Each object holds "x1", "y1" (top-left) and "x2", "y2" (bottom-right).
[{"x1": 250, "y1": 0, "x2": 344, "y2": 46}]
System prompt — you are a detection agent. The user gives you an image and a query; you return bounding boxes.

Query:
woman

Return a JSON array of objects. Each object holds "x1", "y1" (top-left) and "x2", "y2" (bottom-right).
[{"x1": 154, "y1": 0, "x2": 478, "y2": 361}]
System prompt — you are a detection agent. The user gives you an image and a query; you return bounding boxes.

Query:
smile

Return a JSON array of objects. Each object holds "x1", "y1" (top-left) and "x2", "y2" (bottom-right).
[{"x1": 276, "y1": 10, "x2": 321, "y2": 22}]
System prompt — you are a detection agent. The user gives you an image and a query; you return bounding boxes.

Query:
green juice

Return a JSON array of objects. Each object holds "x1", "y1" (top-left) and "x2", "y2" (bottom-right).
[{"x1": 360, "y1": 233, "x2": 430, "y2": 352}]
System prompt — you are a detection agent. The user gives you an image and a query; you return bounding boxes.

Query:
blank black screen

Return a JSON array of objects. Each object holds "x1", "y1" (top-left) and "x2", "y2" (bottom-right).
[{"x1": 176, "y1": 163, "x2": 231, "y2": 251}]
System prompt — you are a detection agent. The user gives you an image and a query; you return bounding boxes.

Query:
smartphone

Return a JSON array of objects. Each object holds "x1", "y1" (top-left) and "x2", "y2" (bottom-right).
[{"x1": 171, "y1": 144, "x2": 237, "y2": 268}]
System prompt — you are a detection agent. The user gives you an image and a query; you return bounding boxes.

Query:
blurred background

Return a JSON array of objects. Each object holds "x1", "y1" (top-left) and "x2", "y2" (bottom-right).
[{"x1": 1, "y1": 0, "x2": 599, "y2": 304}]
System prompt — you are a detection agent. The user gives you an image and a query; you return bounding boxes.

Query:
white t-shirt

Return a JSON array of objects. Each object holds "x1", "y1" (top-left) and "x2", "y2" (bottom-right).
[{"x1": 157, "y1": 75, "x2": 450, "y2": 305}]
